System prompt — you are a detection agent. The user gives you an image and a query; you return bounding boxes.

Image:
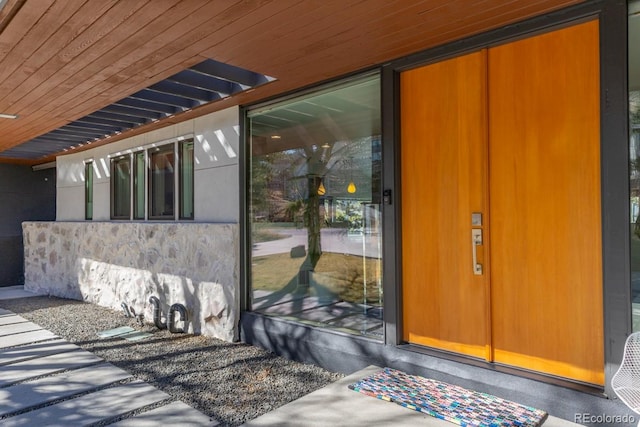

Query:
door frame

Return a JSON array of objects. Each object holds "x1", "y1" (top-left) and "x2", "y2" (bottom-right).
[{"x1": 380, "y1": 0, "x2": 629, "y2": 396}]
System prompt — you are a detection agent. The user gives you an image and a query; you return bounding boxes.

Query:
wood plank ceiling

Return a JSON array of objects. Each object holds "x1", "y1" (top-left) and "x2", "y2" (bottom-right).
[{"x1": 0, "y1": 0, "x2": 582, "y2": 165}]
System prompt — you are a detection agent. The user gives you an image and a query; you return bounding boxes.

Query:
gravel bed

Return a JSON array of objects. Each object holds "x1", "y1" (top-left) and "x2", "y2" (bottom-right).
[{"x1": 0, "y1": 296, "x2": 344, "y2": 426}]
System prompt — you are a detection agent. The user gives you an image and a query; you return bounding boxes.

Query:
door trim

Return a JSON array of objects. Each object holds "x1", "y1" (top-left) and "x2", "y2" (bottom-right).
[{"x1": 381, "y1": 0, "x2": 629, "y2": 396}]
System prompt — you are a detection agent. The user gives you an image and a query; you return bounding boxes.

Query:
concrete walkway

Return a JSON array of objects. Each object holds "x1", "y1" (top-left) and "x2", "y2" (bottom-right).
[
  {"x1": 243, "y1": 365, "x2": 582, "y2": 427},
  {"x1": 0, "y1": 286, "x2": 38, "y2": 300},
  {"x1": 0, "y1": 287, "x2": 582, "y2": 426},
  {"x1": 0, "y1": 295, "x2": 216, "y2": 426}
]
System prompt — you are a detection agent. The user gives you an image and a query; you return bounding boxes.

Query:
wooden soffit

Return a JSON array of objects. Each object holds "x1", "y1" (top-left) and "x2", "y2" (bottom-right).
[{"x1": 0, "y1": 0, "x2": 583, "y2": 165}]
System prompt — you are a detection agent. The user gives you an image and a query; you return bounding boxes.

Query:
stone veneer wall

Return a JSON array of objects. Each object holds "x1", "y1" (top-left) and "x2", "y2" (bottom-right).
[{"x1": 23, "y1": 221, "x2": 239, "y2": 342}]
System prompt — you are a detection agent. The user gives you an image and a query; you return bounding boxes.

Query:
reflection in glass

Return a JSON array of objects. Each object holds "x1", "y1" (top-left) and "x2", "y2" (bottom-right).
[
  {"x1": 180, "y1": 140, "x2": 194, "y2": 220},
  {"x1": 630, "y1": 0, "x2": 640, "y2": 330},
  {"x1": 85, "y1": 161, "x2": 93, "y2": 220},
  {"x1": 149, "y1": 145, "x2": 175, "y2": 219},
  {"x1": 134, "y1": 151, "x2": 145, "y2": 220},
  {"x1": 111, "y1": 156, "x2": 131, "y2": 219},
  {"x1": 248, "y1": 74, "x2": 383, "y2": 339}
]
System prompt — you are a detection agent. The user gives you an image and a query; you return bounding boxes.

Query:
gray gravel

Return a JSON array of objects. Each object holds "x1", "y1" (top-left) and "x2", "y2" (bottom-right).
[{"x1": 0, "y1": 296, "x2": 344, "y2": 426}]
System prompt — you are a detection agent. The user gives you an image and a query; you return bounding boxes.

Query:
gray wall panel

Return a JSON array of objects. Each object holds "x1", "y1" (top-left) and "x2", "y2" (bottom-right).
[{"x1": 0, "y1": 164, "x2": 55, "y2": 286}]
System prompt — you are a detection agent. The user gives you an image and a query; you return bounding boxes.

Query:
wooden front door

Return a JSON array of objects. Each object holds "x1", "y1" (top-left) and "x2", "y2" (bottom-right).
[
  {"x1": 400, "y1": 20, "x2": 604, "y2": 385},
  {"x1": 401, "y1": 49, "x2": 490, "y2": 360}
]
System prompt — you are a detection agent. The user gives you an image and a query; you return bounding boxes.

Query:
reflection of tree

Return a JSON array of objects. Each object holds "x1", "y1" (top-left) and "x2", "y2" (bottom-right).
[
  {"x1": 299, "y1": 137, "x2": 373, "y2": 272},
  {"x1": 296, "y1": 136, "x2": 332, "y2": 273},
  {"x1": 253, "y1": 137, "x2": 376, "y2": 283},
  {"x1": 251, "y1": 157, "x2": 272, "y2": 220},
  {"x1": 306, "y1": 175, "x2": 322, "y2": 268},
  {"x1": 251, "y1": 151, "x2": 303, "y2": 222},
  {"x1": 251, "y1": 126, "x2": 381, "y2": 304}
]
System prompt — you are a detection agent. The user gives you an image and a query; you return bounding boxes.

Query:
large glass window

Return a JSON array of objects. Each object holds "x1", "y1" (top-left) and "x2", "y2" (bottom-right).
[
  {"x1": 247, "y1": 74, "x2": 383, "y2": 339},
  {"x1": 111, "y1": 156, "x2": 131, "y2": 219},
  {"x1": 85, "y1": 161, "x2": 93, "y2": 220},
  {"x1": 631, "y1": 0, "x2": 640, "y2": 330}
]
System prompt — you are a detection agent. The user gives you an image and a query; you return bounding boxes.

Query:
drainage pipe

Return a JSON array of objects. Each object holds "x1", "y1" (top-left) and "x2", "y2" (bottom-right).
[
  {"x1": 148, "y1": 296, "x2": 167, "y2": 329},
  {"x1": 121, "y1": 302, "x2": 132, "y2": 318},
  {"x1": 168, "y1": 303, "x2": 188, "y2": 333}
]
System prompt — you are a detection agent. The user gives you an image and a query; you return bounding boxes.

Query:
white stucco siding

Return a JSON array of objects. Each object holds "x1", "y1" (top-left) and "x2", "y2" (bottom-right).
[
  {"x1": 55, "y1": 106, "x2": 240, "y2": 222},
  {"x1": 56, "y1": 184, "x2": 85, "y2": 221},
  {"x1": 93, "y1": 181, "x2": 110, "y2": 221},
  {"x1": 193, "y1": 106, "x2": 240, "y2": 222},
  {"x1": 56, "y1": 157, "x2": 86, "y2": 221},
  {"x1": 194, "y1": 165, "x2": 239, "y2": 222}
]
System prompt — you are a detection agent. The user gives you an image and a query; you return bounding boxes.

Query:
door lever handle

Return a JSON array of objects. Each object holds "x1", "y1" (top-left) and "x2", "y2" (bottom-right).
[{"x1": 472, "y1": 229, "x2": 483, "y2": 275}]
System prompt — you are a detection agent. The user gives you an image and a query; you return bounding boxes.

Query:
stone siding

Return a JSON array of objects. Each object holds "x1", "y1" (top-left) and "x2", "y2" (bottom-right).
[{"x1": 23, "y1": 221, "x2": 239, "y2": 341}]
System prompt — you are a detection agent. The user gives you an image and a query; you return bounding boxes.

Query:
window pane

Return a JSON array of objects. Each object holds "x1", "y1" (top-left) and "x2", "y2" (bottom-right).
[
  {"x1": 180, "y1": 140, "x2": 194, "y2": 219},
  {"x1": 149, "y1": 145, "x2": 175, "y2": 219},
  {"x1": 111, "y1": 156, "x2": 131, "y2": 219},
  {"x1": 631, "y1": 0, "x2": 640, "y2": 330},
  {"x1": 134, "y1": 151, "x2": 145, "y2": 219},
  {"x1": 85, "y1": 161, "x2": 93, "y2": 220},
  {"x1": 248, "y1": 74, "x2": 383, "y2": 340}
]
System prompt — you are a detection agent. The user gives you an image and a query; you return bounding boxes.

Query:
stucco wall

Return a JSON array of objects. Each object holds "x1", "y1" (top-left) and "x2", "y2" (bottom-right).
[
  {"x1": 56, "y1": 105, "x2": 240, "y2": 222},
  {"x1": 23, "y1": 221, "x2": 239, "y2": 342}
]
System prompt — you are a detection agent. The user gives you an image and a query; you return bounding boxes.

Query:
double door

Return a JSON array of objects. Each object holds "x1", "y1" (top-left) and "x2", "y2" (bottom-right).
[{"x1": 400, "y1": 20, "x2": 604, "y2": 385}]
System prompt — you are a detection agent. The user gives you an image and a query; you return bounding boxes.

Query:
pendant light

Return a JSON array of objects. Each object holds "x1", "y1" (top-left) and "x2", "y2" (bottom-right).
[
  {"x1": 318, "y1": 180, "x2": 326, "y2": 195},
  {"x1": 347, "y1": 157, "x2": 356, "y2": 194}
]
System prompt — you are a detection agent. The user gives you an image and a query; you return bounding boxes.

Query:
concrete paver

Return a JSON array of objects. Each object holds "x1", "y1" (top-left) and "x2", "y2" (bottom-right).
[
  {"x1": 0, "y1": 308, "x2": 216, "y2": 426},
  {"x1": 0, "y1": 322, "x2": 42, "y2": 337},
  {"x1": 111, "y1": 401, "x2": 218, "y2": 426},
  {"x1": 0, "y1": 315, "x2": 28, "y2": 327},
  {"x1": 0, "y1": 286, "x2": 38, "y2": 301},
  {"x1": 0, "y1": 363, "x2": 132, "y2": 416},
  {"x1": 0, "y1": 348, "x2": 103, "y2": 387},
  {"x1": 0, "y1": 339, "x2": 77, "y2": 365},
  {"x1": 1, "y1": 381, "x2": 169, "y2": 427},
  {"x1": 0, "y1": 329, "x2": 58, "y2": 349}
]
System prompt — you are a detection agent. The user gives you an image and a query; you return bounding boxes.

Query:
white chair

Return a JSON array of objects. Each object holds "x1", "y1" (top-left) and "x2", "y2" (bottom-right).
[{"x1": 612, "y1": 332, "x2": 640, "y2": 423}]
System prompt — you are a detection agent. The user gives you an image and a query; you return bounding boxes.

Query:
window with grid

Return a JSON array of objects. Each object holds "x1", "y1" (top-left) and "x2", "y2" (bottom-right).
[{"x1": 110, "y1": 138, "x2": 194, "y2": 221}]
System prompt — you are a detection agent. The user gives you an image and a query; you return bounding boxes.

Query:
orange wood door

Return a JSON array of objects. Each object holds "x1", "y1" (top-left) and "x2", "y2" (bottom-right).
[
  {"x1": 488, "y1": 20, "x2": 603, "y2": 385},
  {"x1": 401, "y1": 50, "x2": 491, "y2": 360},
  {"x1": 400, "y1": 20, "x2": 603, "y2": 385}
]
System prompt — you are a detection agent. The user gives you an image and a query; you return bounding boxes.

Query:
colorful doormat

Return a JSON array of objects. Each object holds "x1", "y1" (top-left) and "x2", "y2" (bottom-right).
[{"x1": 348, "y1": 368, "x2": 548, "y2": 427}]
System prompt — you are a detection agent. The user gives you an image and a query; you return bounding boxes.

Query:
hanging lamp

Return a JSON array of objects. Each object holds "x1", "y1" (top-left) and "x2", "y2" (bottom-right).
[
  {"x1": 318, "y1": 180, "x2": 326, "y2": 195},
  {"x1": 347, "y1": 157, "x2": 356, "y2": 194}
]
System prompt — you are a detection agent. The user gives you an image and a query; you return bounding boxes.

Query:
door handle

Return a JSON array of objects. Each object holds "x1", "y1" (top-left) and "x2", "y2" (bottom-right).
[{"x1": 472, "y1": 229, "x2": 483, "y2": 275}]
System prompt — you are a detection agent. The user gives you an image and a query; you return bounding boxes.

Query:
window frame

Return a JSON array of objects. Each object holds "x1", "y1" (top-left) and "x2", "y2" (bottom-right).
[
  {"x1": 133, "y1": 150, "x2": 146, "y2": 220},
  {"x1": 84, "y1": 160, "x2": 94, "y2": 220},
  {"x1": 146, "y1": 143, "x2": 174, "y2": 220},
  {"x1": 110, "y1": 155, "x2": 132, "y2": 220},
  {"x1": 179, "y1": 139, "x2": 195, "y2": 220},
  {"x1": 109, "y1": 136, "x2": 194, "y2": 221},
  {"x1": 243, "y1": 72, "x2": 384, "y2": 339}
]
